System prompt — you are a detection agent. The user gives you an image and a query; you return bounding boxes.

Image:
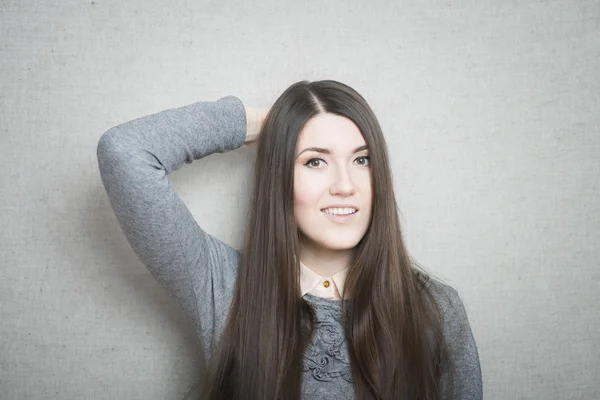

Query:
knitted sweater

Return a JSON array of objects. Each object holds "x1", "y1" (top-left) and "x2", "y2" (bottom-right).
[{"x1": 96, "y1": 95, "x2": 483, "y2": 399}]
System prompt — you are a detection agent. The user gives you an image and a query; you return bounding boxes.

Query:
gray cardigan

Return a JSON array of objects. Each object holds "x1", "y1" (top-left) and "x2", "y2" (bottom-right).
[{"x1": 96, "y1": 95, "x2": 483, "y2": 399}]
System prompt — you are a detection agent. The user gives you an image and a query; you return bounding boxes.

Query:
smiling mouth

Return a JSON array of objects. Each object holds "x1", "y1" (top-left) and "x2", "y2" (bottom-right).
[{"x1": 320, "y1": 208, "x2": 358, "y2": 216}]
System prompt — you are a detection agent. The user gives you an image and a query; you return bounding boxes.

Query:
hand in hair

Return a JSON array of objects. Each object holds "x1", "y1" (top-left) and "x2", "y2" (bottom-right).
[{"x1": 244, "y1": 107, "x2": 269, "y2": 146}]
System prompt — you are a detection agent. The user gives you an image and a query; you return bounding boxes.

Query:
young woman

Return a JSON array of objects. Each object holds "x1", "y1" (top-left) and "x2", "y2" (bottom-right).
[{"x1": 97, "y1": 80, "x2": 482, "y2": 399}]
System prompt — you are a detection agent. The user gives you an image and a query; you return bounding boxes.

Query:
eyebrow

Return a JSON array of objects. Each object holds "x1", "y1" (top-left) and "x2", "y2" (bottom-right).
[{"x1": 296, "y1": 144, "x2": 369, "y2": 158}]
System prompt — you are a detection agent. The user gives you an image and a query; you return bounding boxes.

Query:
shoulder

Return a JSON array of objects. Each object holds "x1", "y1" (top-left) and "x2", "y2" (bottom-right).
[
  {"x1": 420, "y1": 274, "x2": 473, "y2": 340},
  {"x1": 419, "y1": 274, "x2": 461, "y2": 312}
]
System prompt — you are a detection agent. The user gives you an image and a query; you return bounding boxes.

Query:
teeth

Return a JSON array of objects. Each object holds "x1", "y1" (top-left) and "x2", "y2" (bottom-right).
[{"x1": 322, "y1": 207, "x2": 357, "y2": 215}]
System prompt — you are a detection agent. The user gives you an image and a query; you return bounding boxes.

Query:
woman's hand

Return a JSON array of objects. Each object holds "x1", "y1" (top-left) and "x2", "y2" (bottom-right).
[{"x1": 244, "y1": 107, "x2": 269, "y2": 146}]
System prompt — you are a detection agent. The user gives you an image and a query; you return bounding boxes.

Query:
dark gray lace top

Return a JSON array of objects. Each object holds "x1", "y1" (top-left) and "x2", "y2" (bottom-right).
[{"x1": 96, "y1": 95, "x2": 483, "y2": 399}]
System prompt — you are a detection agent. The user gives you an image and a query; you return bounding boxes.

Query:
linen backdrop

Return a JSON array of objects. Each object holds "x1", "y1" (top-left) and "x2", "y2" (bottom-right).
[{"x1": 1, "y1": 0, "x2": 599, "y2": 399}]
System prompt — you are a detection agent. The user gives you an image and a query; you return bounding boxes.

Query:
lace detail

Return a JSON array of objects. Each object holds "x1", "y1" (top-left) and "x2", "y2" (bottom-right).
[{"x1": 302, "y1": 295, "x2": 355, "y2": 383}]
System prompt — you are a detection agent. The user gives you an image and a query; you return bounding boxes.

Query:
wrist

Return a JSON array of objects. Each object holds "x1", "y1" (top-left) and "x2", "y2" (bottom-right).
[{"x1": 244, "y1": 107, "x2": 267, "y2": 145}]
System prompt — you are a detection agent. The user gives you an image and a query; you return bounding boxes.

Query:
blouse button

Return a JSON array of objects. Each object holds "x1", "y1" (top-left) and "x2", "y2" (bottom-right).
[{"x1": 323, "y1": 280, "x2": 330, "y2": 288}]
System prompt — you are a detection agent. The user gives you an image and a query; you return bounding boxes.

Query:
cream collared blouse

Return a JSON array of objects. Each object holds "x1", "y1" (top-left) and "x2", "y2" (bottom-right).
[{"x1": 299, "y1": 261, "x2": 348, "y2": 300}]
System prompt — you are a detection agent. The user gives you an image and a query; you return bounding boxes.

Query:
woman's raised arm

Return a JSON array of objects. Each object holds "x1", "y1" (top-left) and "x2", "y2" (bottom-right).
[{"x1": 96, "y1": 96, "x2": 261, "y2": 360}]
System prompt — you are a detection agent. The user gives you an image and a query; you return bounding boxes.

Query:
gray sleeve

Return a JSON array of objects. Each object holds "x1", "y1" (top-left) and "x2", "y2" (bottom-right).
[
  {"x1": 433, "y1": 281, "x2": 483, "y2": 400},
  {"x1": 96, "y1": 95, "x2": 247, "y2": 359}
]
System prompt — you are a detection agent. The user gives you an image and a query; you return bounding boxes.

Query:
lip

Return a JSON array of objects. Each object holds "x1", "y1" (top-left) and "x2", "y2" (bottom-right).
[
  {"x1": 320, "y1": 204, "x2": 359, "y2": 223},
  {"x1": 321, "y1": 204, "x2": 359, "y2": 211}
]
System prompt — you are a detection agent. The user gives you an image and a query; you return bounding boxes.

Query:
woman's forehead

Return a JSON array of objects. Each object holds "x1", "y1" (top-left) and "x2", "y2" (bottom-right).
[{"x1": 296, "y1": 114, "x2": 366, "y2": 152}]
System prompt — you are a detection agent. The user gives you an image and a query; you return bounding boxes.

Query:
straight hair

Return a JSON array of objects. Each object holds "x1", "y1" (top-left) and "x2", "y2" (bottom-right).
[{"x1": 197, "y1": 80, "x2": 449, "y2": 399}]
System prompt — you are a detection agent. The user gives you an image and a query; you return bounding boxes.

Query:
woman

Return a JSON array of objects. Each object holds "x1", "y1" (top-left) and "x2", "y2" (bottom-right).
[{"x1": 97, "y1": 80, "x2": 482, "y2": 399}]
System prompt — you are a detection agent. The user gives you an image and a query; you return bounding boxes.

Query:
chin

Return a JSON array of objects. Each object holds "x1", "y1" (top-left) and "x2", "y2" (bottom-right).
[
  {"x1": 316, "y1": 236, "x2": 362, "y2": 251},
  {"x1": 299, "y1": 227, "x2": 366, "y2": 252}
]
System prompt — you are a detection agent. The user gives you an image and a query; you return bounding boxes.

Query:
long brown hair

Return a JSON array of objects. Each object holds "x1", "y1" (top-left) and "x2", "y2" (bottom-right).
[{"x1": 197, "y1": 80, "x2": 449, "y2": 399}]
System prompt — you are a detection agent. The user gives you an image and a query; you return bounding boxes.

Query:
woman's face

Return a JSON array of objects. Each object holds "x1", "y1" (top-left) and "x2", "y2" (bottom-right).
[{"x1": 293, "y1": 113, "x2": 373, "y2": 253}]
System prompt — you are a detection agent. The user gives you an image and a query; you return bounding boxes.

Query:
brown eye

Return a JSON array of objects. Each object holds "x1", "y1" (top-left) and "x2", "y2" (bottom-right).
[
  {"x1": 355, "y1": 156, "x2": 370, "y2": 166},
  {"x1": 305, "y1": 158, "x2": 326, "y2": 168}
]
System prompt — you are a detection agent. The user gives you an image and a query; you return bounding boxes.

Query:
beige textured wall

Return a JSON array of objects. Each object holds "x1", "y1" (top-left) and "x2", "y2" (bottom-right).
[{"x1": 1, "y1": 0, "x2": 598, "y2": 399}]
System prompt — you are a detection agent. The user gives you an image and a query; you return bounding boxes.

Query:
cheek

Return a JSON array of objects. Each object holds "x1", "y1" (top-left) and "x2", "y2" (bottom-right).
[
  {"x1": 358, "y1": 173, "x2": 373, "y2": 205},
  {"x1": 293, "y1": 168, "x2": 326, "y2": 219}
]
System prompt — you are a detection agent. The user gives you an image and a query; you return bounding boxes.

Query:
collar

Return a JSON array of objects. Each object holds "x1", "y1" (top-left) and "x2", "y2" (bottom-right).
[{"x1": 299, "y1": 260, "x2": 348, "y2": 298}]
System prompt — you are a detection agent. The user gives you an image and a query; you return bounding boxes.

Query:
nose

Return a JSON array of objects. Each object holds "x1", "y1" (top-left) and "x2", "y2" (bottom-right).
[{"x1": 329, "y1": 165, "x2": 357, "y2": 196}]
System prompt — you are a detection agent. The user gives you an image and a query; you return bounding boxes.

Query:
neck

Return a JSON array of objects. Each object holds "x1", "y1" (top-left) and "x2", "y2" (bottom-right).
[{"x1": 298, "y1": 237, "x2": 354, "y2": 276}]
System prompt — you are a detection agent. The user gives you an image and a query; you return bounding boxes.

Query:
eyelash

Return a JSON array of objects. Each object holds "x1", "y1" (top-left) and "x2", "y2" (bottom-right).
[{"x1": 304, "y1": 156, "x2": 370, "y2": 168}]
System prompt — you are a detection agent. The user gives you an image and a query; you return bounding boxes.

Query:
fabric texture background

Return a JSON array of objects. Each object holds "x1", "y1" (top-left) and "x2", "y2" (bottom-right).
[{"x1": 1, "y1": 0, "x2": 598, "y2": 399}]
